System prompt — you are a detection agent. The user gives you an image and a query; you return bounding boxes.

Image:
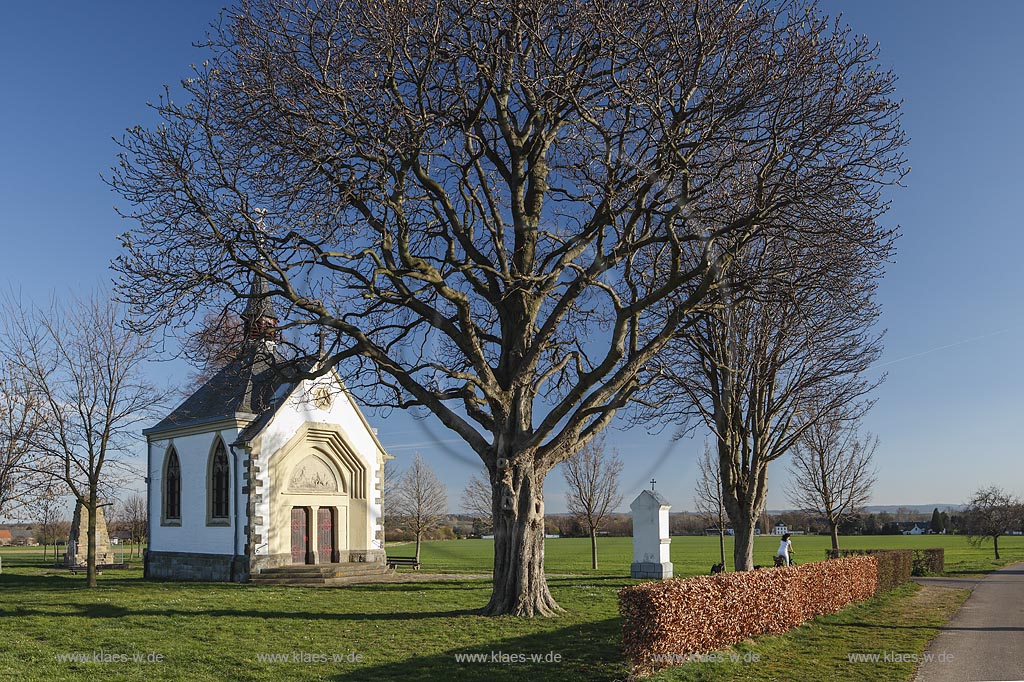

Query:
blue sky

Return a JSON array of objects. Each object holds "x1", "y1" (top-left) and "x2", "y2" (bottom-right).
[{"x1": 1, "y1": 1, "x2": 1021, "y2": 516}]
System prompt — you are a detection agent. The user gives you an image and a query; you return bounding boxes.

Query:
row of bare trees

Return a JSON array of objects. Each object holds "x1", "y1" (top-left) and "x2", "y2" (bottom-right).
[{"x1": 111, "y1": 0, "x2": 907, "y2": 613}]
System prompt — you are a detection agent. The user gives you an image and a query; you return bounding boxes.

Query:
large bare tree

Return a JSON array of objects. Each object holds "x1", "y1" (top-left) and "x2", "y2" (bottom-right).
[
  {"x1": 963, "y1": 486, "x2": 1023, "y2": 560},
  {"x1": 649, "y1": 227, "x2": 892, "y2": 570},
  {"x1": 392, "y1": 454, "x2": 448, "y2": 564},
  {"x1": 562, "y1": 434, "x2": 622, "y2": 569},
  {"x1": 785, "y1": 409, "x2": 878, "y2": 550},
  {"x1": 110, "y1": 0, "x2": 905, "y2": 613},
  {"x1": 694, "y1": 440, "x2": 727, "y2": 569},
  {"x1": 0, "y1": 361, "x2": 45, "y2": 518},
  {"x1": 0, "y1": 292, "x2": 165, "y2": 587}
]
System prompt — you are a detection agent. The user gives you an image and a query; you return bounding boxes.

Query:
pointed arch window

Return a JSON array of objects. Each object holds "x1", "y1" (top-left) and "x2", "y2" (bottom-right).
[
  {"x1": 210, "y1": 440, "x2": 230, "y2": 521},
  {"x1": 164, "y1": 448, "x2": 181, "y2": 523}
]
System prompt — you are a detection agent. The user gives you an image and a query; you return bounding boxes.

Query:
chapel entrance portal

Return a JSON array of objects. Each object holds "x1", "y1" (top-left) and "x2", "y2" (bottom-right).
[{"x1": 290, "y1": 507, "x2": 309, "y2": 564}]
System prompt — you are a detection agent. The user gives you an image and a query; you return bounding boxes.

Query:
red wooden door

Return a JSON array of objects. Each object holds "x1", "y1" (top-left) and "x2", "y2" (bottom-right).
[
  {"x1": 290, "y1": 508, "x2": 308, "y2": 564},
  {"x1": 318, "y1": 507, "x2": 335, "y2": 563}
]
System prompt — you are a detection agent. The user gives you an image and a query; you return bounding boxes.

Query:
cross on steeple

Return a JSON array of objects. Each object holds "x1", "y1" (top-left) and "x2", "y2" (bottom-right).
[{"x1": 650, "y1": 478, "x2": 656, "y2": 491}]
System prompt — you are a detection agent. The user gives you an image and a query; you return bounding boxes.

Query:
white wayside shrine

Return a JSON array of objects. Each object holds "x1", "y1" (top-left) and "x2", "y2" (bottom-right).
[
  {"x1": 630, "y1": 488, "x2": 673, "y2": 579},
  {"x1": 144, "y1": 277, "x2": 391, "y2": 582}
]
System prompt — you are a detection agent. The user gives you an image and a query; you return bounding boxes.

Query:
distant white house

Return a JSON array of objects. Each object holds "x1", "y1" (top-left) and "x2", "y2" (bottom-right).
[
  {"x1": 903, "y1": 524, "x2": 927, "y2": 536},
  {"x1": 771, "y1": 522, "x2": 788, "y2": 536}
]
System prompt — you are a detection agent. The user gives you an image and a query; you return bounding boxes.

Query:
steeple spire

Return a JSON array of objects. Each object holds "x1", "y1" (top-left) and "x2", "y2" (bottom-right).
[{"x1": 241, "y1": 273, "x2": 278, "y2": 342}]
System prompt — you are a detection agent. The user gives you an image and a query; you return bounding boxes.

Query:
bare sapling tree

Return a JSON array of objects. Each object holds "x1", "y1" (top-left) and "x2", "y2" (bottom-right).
[
  {"x1": 964, "y1": 486, "x2": 1023, "y2": 560},
  {"x1": 392, "y1": 454, "x2": 448, "y2": 563},
  {"x1": 111, "y1": 0, "x2": 905, "y2": 613},
  {"x1": 461, "y1": 470, "x2": 493, "y2": 531},
  {"x1": 118, "y1": 493, "x2": 148, "y2": 559},
  {"x1": 785, "y1": 408, "x2": 878, "y2": 550},
  {"x1": 561, "y1": 434, "x2": 623, "y2": 569},
  {"x1": 0, "y1": 361, "x2": 46, "y2": 517},
  {"x1": 694, "y1": 440, "x2": 727, "y2": 570},
  {"x1": 31, "y1": 484, "x2": 66, "y2": 562},
  {"x1": 0, "y1": 292, "x2": 165, "y2": 587}
]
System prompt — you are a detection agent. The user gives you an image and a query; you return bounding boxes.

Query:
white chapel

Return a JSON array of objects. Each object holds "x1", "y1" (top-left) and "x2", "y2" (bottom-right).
[{"x1": 144, "y1": 279, "x2": 389, "y2": 581}]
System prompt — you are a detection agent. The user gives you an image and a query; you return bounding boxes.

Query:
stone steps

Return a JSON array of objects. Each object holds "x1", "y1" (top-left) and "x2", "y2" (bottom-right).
[{"x1": 251, "y1": 562, "x2": 394, "y2": 586}]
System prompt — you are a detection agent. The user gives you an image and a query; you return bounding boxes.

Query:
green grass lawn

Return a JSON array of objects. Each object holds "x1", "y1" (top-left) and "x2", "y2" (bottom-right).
[{"x1": 1, "y1": 534, "x2": 1015, "y2": 682}]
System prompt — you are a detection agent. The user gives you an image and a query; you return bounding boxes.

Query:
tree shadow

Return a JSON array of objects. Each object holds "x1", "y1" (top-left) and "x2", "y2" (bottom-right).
[
  {"x1": 6, "y1": 601, "x2": 482, "y2": 622},
  {"x1": 326, "y1": 616, "x2": 627, "y2": 682}
]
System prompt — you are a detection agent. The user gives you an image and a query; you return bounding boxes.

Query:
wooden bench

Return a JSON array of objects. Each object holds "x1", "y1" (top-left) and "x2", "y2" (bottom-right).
[{"x1": 386, "y1": 556, "x2": 421, "y2": 570}]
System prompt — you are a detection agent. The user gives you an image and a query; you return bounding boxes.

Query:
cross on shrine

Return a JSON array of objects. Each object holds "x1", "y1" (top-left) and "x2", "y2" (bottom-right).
[{"x1": 650, "y1": 478, "x2": 656, "y2": 491}]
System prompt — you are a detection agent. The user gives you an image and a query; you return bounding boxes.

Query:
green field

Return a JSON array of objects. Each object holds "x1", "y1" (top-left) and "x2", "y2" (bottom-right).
[
  {"x1": 1, "y1": 534, "x2": 1017, "y2": 681},
  {"x1": 401, "y1": 533, "x2": 1024, "y2": 577}
]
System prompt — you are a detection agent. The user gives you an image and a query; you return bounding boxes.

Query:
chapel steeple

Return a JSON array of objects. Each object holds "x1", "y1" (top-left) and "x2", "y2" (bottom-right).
[{"x1": 241, "y1": 273, "x2": 278, "y2": 342}]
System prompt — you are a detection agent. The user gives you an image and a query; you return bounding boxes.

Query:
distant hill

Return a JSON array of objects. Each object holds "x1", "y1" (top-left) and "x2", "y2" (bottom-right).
[
  {"x1": 764, "y1": 504, "x2": 966, "y2": 515},
  {"x1": 861, "y1": 504, "x2": 965, "y2": 514}
]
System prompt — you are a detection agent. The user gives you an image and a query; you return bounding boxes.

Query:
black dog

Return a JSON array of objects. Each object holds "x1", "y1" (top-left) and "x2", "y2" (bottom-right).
[{"x1": 710, "y1": 562, "x2": 725, "y2": 575}]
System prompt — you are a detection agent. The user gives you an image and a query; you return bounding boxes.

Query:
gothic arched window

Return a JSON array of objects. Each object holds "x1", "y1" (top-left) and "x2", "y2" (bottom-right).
[
  {"x1": 164, "y1": 448, "x2": 181, "y2": 523},
  {"x1": 210, "y1": 440, "x2": 230, "y2": 520}
]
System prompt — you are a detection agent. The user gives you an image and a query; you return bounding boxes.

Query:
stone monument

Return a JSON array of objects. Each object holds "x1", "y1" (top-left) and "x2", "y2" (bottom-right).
[
  {"x1": 630, "y1": 487, "x2": 673, "y2": 579},
  {"x1": 64, "y1": 500, "x2": 117, "y2": 567}
]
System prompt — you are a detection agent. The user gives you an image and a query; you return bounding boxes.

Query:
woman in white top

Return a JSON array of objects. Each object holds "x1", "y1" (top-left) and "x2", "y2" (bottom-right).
[{"x1": 776, "y1": 533, "x2": 794, "y2": 566}]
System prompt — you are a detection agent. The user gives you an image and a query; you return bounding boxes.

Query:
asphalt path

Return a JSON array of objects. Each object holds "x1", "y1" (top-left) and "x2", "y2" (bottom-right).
[{"x1": 913, "y1": 562, "x2": 1024, "y2": 682}]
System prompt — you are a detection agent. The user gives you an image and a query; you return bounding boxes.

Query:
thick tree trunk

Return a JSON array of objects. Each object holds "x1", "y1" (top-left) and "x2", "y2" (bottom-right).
[
  {"x1": 993, "y1": 535, "x2": 1000, "y2": 560},
  {"x1": 87, "y1": 495, "x2": 98, "y2": 588},
  {"x1": 590, "y1": 527, "x2": 598, "y2": 570},
  {"x1": 732, "y1": 512, "x2": 756, "y2": 571},
  {"x1": 830, "y1": 522, "x2": 840, "y2": 551},
  {"x1": 718, "y1": 439, "x2": 767, "y2": 571},
  {"x1": 717, "y1": 504, "x2": 727, "y2": 568},
  {"x1": 483, "y1": 460, "x2": 561, "y2": 616},
  {"x1": 415, "y1": 533, "x2": 422, "y2": 563}
]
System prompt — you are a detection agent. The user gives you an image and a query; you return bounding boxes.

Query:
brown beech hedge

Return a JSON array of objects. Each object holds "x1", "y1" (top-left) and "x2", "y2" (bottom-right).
[
  {"x1": 619, "y1": 556, "x2": 878, "y2": 675},
  {"x1": 825, "y1": 549, "x2": 915, "y2": 592}
]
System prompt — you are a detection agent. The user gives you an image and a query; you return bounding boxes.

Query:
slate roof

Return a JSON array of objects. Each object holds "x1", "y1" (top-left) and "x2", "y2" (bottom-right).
[
  {"x1": 145, "y1": 343, "x2": 291, "y2": 436},
  {"x1": 631, "y1": 489, "x2": 671, "y2": 508}
]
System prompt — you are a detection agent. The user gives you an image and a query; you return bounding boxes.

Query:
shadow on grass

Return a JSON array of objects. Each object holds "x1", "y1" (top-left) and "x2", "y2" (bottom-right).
[
  {"x1": 0, "y1": 572, "x2": 144, "y2": 592},
  {"x1": 328, "y1": 616, "x2": 627, "y2": 682},
  {"x1": 7, "y1": 600, "x2": 482, "y2": 622}
]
